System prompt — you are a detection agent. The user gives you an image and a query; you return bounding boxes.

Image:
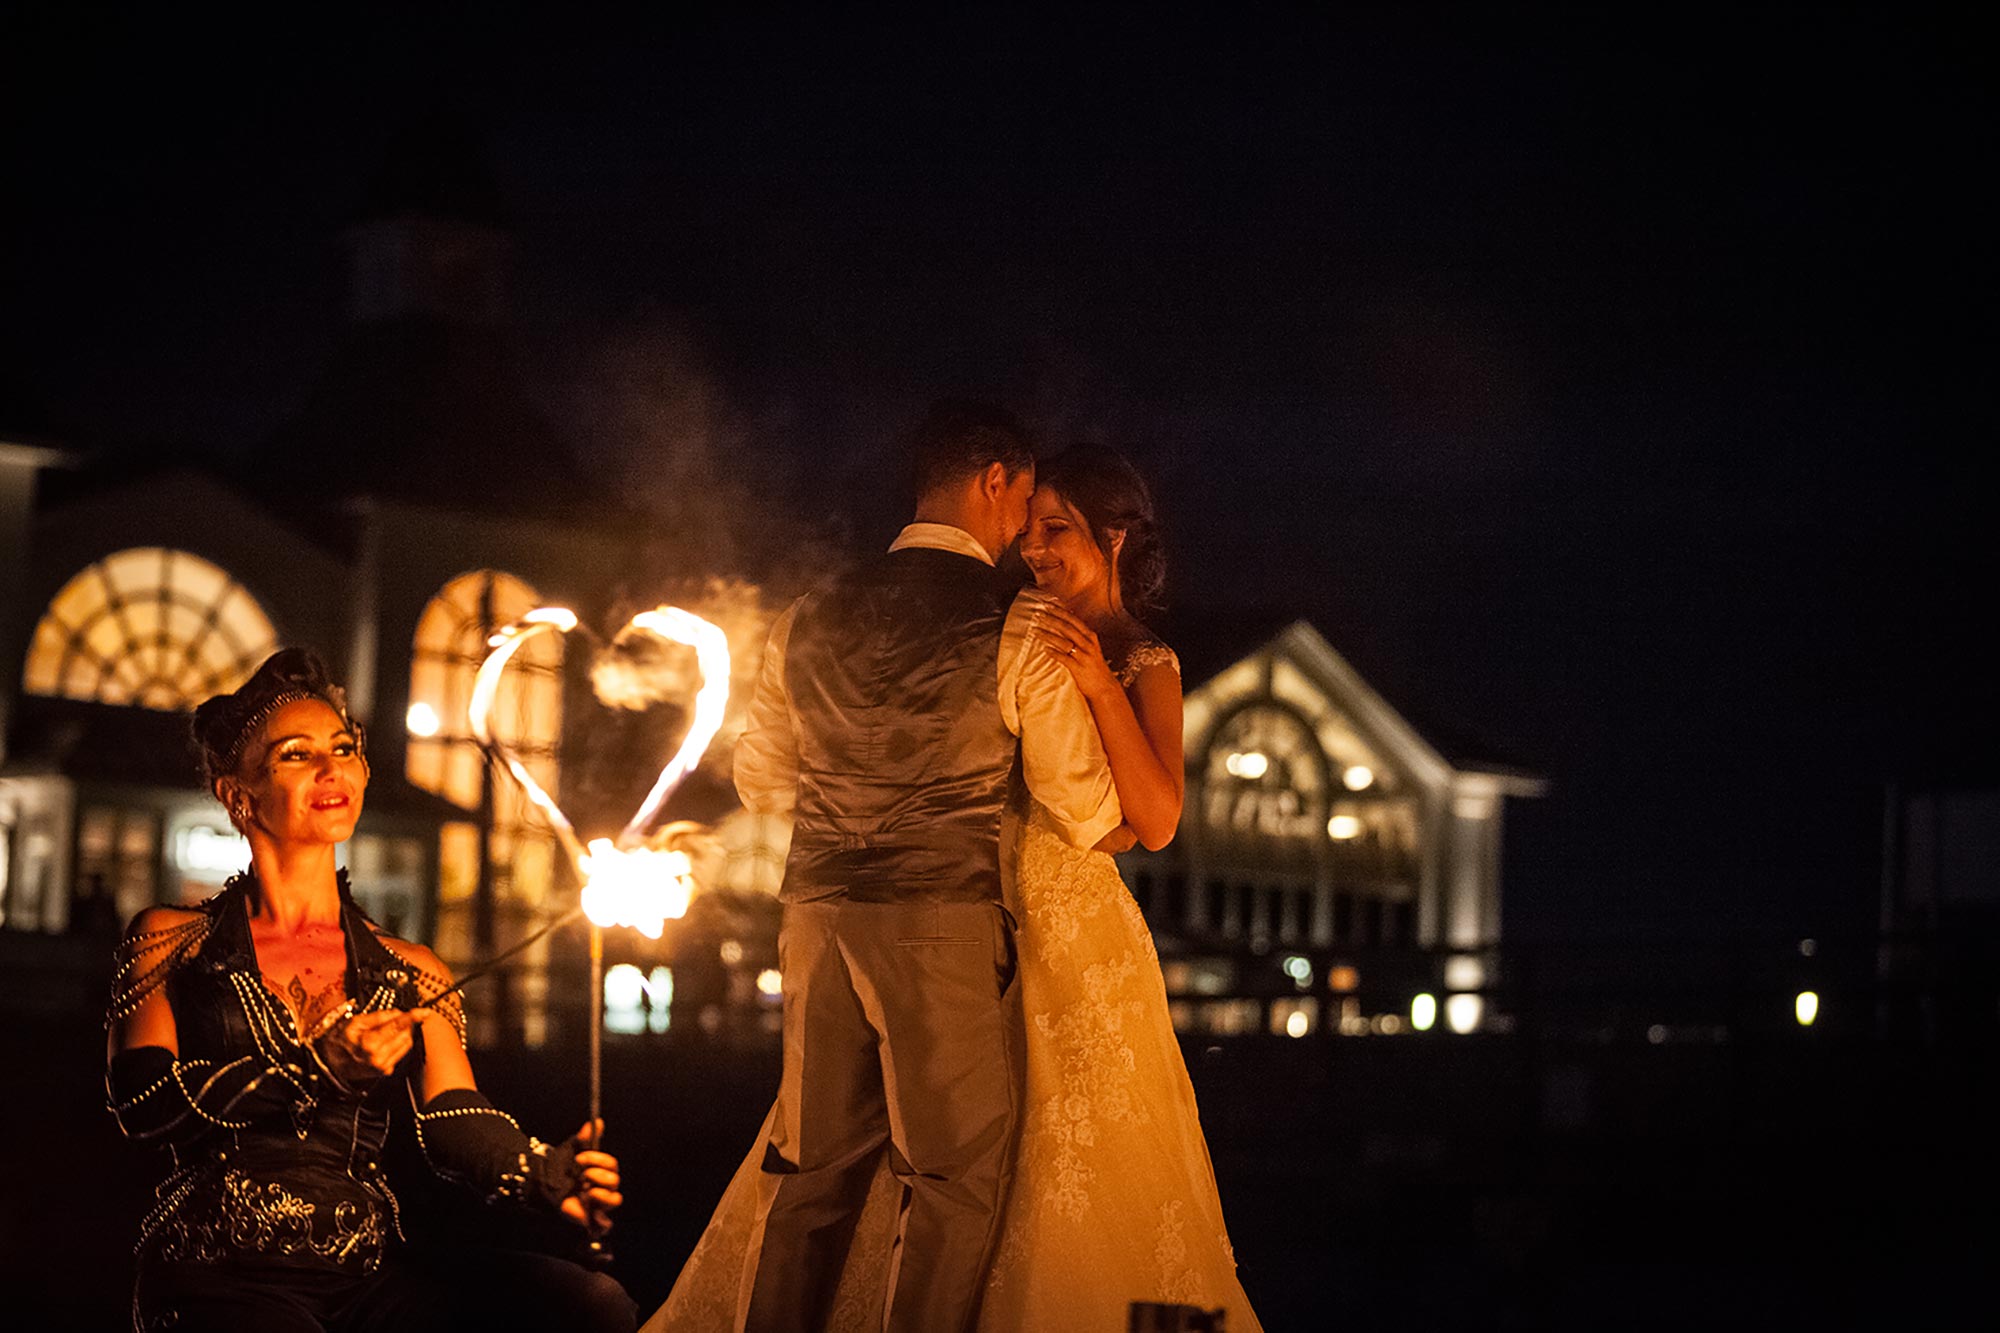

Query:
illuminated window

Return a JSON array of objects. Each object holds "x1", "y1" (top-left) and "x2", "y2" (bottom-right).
[
  {"x1": 1202, "y1": 705, "x2": 1328, "y2": 857},
  {"x1": 23, "y1": 548, "x2": 278, "y2": 710},
  {"x1": 407, "y1": 571, "x2": 564, "y2": 977}
]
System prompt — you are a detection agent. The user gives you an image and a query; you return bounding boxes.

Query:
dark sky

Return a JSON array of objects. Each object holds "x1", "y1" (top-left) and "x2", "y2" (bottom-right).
[{"x1": 3, "y1": 7, "x2": 1988, "y2": 943}]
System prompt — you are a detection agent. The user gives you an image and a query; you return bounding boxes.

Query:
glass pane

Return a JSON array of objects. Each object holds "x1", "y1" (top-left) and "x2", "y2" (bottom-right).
[
  {"x1": 61, "y1": 654, "x2": 100, "y2": 699},
  {"x1": 49, "y1": 566, "x2": 110, "y2": 629},
  {"x1": 125, "y1": 597, "x2": 165, "y2": 641},
  {"x1": 167, "y1": 552, "x2": 229, "y2": 609},
  {"x1": 438, "y1": 823, "x2": 480, "y2": 905},
  {"x1": 97, "y1": 671, "x2": 135, "y2": 706},
  {"x1": 413, "y1": 598, "x2": 458, "y2": 655},
  {"x1": 408, "y1": 737, "x2": 442, "y2": 792},
  {"x1": 444, "y1": 742, "x2": 482, "y2": 810},
  {"x1": 213, "y1": 588, "x2": 278, "y2": 660},
  {"x1": 100, "y1": 548, "x2": 166, "y2": 596},
  {"x1": 23, "y1": 619, "x2": 68, "y2": 694},
  {"x1": 164, "y1": 602, "x2": 207, "y2": 653},
  {"x1": 510, "y1": 836, "x2": 553, "y2": 907},
  {"x1": 139, "y1": 681, "x2": 183, "y2": 710},
  {"x1": 129, "y1": 641, "x2": 163, "y2": 683},
  {"x1": 173, "y1": 660, "x2": 211, "y2": 702},
  {"x1": 196, "y1": 633, "x2": 240, "y2": 677},
  {"x1": 84, "y1": 614, "x2": 127, "y2": 663}
]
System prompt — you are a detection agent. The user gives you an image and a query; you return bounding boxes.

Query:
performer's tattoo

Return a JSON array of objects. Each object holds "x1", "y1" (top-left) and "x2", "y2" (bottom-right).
[{"x1": 271, "y1": 972, "x2": 345, "y2": 1038}]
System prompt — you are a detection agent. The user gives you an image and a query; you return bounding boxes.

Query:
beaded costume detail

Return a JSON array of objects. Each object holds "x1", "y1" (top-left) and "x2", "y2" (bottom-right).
[{"x1": 153, "y1": 1167, "x2": 389, "y2": 1270}]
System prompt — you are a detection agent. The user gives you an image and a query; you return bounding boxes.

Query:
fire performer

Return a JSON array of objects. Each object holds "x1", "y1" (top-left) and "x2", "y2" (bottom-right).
[{"x1": 105, "y1": 649, "x2": 637, "y2": 1332}]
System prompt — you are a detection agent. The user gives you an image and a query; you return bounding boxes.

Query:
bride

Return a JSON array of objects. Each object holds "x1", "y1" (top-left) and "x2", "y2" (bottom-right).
[{"x1": 646, "y1": 446, "x2": 1260, "y2": 1331}]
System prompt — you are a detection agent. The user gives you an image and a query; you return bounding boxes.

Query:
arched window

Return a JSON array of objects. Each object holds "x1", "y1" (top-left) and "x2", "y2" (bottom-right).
[
  {"x1": 406, "y1": 572, "x2": 565, "y2": 1005},
  {"x1": 23, "y1": 548, "x2": 278, "y2": 710}
]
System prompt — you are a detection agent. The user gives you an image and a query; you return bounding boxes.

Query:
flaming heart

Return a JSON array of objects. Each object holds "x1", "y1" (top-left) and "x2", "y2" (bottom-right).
[{"x1": 468, "y1": 605, "x2": 731, "y2": 937}]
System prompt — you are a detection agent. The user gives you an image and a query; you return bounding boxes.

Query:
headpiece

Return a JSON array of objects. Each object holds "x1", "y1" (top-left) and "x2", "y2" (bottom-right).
[{"x1": 191, "y1": 648, "x2": 367, "y2": 782}]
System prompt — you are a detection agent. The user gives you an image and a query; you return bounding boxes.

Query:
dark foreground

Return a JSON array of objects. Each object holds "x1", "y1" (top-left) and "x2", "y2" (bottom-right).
[{"x1": 6, "y1": 1019, "x2": 1988, "y2": 1332}]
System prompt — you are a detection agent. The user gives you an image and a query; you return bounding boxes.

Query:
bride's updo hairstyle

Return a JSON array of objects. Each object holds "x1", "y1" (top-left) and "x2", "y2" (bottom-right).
[
  {"x1": 1035, "y1": 446, "x2": 1166, "y2": 615},
  {"x1": 192, "y1": 647, "x2": 367, "y2": 784}
]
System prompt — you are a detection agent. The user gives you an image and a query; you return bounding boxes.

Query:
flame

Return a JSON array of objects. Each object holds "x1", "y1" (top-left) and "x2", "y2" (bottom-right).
[
  {"x1": 580, "y1": 840, "x2": 693, "y2": 940},
  {"x1": 469, "y1": 604, "x2": 731, "y2": 937},
  {"x1": 618, "y1": 607, "x2": 731, "y2": 846}
]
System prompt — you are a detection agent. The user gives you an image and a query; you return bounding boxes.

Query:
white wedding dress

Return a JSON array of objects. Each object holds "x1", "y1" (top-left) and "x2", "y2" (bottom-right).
[{"x1": 644, "y1": 641, "x2": 1261, "y2": 1332}]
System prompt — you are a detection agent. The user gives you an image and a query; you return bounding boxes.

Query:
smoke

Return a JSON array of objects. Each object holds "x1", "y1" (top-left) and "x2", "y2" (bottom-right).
[{"x1": 592, "y1": 575, "x2": 775, "y2": 753}]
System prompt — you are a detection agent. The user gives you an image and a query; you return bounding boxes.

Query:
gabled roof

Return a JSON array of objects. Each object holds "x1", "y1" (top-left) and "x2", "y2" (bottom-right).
[{"x1": 1165, "y1": 611, "x2": 1543, "y2": 792}]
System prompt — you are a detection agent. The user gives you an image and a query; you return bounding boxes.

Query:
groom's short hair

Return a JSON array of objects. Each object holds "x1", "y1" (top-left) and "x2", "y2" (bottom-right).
[{"x1": 911, "y1": 399, "x2": 1036, "y2": 500}]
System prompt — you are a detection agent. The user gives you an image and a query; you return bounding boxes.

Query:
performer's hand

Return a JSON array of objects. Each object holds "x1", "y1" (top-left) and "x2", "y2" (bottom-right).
[
  {"x1": 1033, "y1": 604, "x2": 1120, "y2": 703},
  {"x1": 318, "y1": 1009, "x2": 416, "y2": 1085},
  {"x1": 563, "y1": 1119, "x2": 624, "y2": 1235}
]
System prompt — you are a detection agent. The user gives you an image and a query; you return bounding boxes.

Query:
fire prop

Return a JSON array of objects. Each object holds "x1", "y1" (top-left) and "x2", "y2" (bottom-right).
[{"x1": 465, "y1": 604, "x2": 731, "y2": 1234}]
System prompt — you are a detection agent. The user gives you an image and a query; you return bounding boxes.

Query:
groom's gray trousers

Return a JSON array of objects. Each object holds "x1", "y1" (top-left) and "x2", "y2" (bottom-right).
[{"x1": 737, "y1": 898, "x2": 1022, "y2": 1333}]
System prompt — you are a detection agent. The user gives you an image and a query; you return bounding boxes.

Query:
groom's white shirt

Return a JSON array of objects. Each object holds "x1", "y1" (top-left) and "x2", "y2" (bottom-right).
[{"x1": 734, "y1": 521, "x2": 1124, "y2": 851}]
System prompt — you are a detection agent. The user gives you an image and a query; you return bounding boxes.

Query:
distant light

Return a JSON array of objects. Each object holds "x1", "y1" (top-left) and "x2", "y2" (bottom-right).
[
  {"x1": 719, "y1": 938, "x2": 745, "y2": 966},
  {"x1": 1285, "y1": 1010, "x2": 1310, "y2": 1038},
  {"x1": 1281, "y1": 954, "x2": 1312, "y2": 988},
  {"x1": 1327, "y1": 814, "x2": 1362, "y2": 840},
  {"x1": 1327, "y1": 965, "x2": 1360, "y2": 993},
  {"x1": 406, "y1": 701, "x2": 441, "y2": 737},
  {"x1": 1647, "y1": 1024, "x2": 1668, "y2": 1045},
  {"x1": 756, "y1": 968, "x2": 783, "y2": 997},
  {"x1": 604, "y1": 963, "x2": 672, "y2": 1034},
  {"x1": 1225, "y1": 751, "x2": 1269, "y2": 780},
  {"x1": 174, "y1": 824, "x2": 251, "y2": 877},
  {"x1": 1444, "y1": 954, "x2": 1485, "y2": 992},
  {"x1": 1795, "y1": 990, "x2": 1819, "y2": 1027},
  {"x1": 1342, "y1": 764, "x2": 1375, "y2": 791},
  {"x1": 1410, "y1": 993, "x2": 1437, "y2": 1032},
  {"x1": 1445, "y1": 993, "x2": 1483, "y2": 1034},
  {"x1": 1798, "y1": 938, "x2": 1817, "y2": 958},
  {"x1": 1375, "y1": 1012, "x2": 1404, "y2": 1035}
]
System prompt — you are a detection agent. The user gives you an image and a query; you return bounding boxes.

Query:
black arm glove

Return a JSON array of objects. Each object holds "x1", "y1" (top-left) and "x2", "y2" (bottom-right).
[
  {"x1": 107, "y1": 1044, "x2": 318, "y2": 1145},
  {"x1": 412, "y1": 1088, "x2": 583, "y2": 1213}
]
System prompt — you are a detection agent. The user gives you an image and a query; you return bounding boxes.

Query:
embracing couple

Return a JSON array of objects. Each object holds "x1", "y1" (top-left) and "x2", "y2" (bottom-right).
[{"x1": 643, "y1": 402, "x2": 1260, "y2": 1332}]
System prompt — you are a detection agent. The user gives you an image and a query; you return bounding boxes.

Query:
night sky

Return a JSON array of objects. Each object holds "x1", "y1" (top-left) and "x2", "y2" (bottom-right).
[{"x1": 3, "y1": 7, "x2": 1987, "y2": 945}]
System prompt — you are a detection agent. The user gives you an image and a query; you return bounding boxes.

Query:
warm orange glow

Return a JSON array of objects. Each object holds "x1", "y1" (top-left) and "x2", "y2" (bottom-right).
[{"x1": 579, "y1": 841, "x2": 693, "y2": 940}]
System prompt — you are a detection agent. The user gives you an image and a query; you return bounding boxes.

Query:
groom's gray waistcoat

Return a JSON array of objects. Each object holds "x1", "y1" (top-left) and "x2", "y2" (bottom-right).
[{"x1": 779, "y1": 547, "x2": 1021, "y2": 904}]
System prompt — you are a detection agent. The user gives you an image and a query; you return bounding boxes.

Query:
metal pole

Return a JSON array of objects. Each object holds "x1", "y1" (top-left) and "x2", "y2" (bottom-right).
[
  {"x1": 586, "y1": 919, "x2": 608, "y2": 1266},
  {"x1": 588, "y1": 921, "x2": 604, "y2": 1131}
]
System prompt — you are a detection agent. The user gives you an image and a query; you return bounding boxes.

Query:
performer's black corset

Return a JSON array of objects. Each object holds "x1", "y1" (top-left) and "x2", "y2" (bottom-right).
[
  {"x1": 145, "y1": 881, "x2": 420, "y2": 1274},
  {"x1": 782, "y1": 547, "x2": 1020, "y2": 903}
]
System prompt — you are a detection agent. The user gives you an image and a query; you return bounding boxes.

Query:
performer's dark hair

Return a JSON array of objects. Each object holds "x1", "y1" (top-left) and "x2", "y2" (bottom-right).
[
  {"x1": 1035, "y1": 446, "x2": 1167, "y2": 615},
  {"x1": 191, "y1": 647, "x2": 366, "y2": 782},
  {"x1": 910, "y1": 399, "x2": 1036, "y2": 499}
]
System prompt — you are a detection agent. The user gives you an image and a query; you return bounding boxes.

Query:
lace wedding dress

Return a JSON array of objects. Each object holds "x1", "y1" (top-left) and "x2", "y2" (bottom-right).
[{"x1": 645, "y1": 640, "x2": 1261, "y2": 1332}]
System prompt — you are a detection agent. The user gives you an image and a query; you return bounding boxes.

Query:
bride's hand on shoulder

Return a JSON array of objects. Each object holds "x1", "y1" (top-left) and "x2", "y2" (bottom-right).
[{"x1": 1033, "y1": 604, "x2": 1119, "y2": 703}]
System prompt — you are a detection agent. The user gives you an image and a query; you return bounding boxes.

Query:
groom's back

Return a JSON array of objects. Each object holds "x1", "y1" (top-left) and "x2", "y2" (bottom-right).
[{"x1": 781, "y1": 548, "x2": 1019, "y2": 905}]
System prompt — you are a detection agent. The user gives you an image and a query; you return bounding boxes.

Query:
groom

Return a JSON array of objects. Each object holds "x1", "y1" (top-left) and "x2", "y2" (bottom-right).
[{"x1": 731, "y1": 401, "x2": 1124, "y2": 1332}]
